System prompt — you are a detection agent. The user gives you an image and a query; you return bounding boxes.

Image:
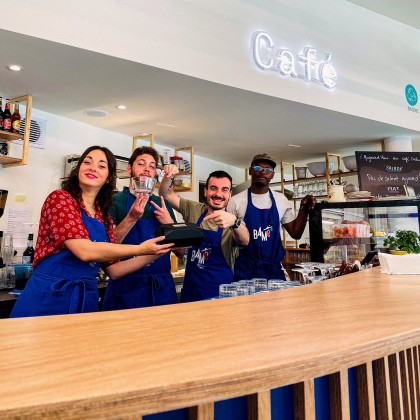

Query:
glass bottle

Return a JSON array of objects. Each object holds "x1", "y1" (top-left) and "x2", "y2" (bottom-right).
[
  {"x1": 2, "y1": 99, "x2": 11, "y2": 132},
  {"x1": 0, "y1": 97, "x2": 7, "y2": 156},
  {"x1": 0, "y1": 96, "x2": 4, "y2": 131},
  {"x1": 11, "y1": 101, "x2": 21, "y2": 134},
  {"x1": 22, "y1": 233, "x2": 35, "y2": 264}
]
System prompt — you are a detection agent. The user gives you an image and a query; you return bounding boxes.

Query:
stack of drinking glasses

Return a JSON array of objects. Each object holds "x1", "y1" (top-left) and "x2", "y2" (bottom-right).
[{"x1": 218, "y1": 277, "x2": 305, "y2": 298}]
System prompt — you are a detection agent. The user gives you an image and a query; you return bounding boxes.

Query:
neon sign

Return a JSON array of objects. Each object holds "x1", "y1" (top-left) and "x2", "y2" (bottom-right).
[{"x1": 252, "y1": 31, "x2": 337, "y2": 89}]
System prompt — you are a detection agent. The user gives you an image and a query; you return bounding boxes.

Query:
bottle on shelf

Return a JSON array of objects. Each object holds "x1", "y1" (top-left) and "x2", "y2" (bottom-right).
[
  {"x1": 22, "y1": 233, "x2": 35, "y2": 264},
  {"x1": 0, "y1": 97, "x2": 8, "y2": 156},
  {"x1": 11, "y1": 101, "x2": 21, "y2": 134},
  {"x1": 2, "y1": 99, "x2": 11, "y2": 132},
  {"x1": 0, "y1": 97, "x2": 4, "y2": 131}
]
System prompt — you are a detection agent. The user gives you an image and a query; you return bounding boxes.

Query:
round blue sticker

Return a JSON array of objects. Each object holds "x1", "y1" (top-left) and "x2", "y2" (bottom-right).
[{"x1": 405, "y1": 84, "x2": 418, "y2": 106}]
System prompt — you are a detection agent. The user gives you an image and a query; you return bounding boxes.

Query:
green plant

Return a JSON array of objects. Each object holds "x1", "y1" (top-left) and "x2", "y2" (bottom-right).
[{"x1": 383, "y1": 230, "x2": 420, "y2": 254}]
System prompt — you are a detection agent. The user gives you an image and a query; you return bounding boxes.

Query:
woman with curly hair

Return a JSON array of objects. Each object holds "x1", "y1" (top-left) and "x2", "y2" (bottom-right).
[{"x1": 11, "y1": 146, "x2": 173, "y2": 318}]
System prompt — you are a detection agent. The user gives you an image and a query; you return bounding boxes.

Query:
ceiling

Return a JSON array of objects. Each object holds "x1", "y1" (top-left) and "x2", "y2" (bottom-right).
[{"x1": 1, "y1": 2, "x2": 419, "y2": 169}]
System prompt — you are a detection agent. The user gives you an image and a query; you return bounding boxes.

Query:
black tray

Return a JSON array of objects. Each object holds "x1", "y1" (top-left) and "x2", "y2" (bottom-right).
[{"x1": 155, "y1": 223, "x2": 205, "y2": 247}]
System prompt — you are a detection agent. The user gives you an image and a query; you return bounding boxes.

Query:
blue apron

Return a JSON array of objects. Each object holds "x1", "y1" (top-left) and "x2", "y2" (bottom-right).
[
  {"x1": 234, "y1": 188, "x2": 286, "y2": 281},
  {"x1": 10, "y1": 211, "x2": 108, "y2": 318},
  {"x1": 181, "y1": 210, "x2": 233, "y2": 302},
  {"x1": 103, "y1": 192, "x2": 177, "y2": 310}
]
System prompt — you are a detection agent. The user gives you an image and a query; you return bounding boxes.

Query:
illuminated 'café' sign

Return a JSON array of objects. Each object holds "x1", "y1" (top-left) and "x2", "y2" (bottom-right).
[{"x1": 252, "y1": 31, "x2": 337, "y2": 89}]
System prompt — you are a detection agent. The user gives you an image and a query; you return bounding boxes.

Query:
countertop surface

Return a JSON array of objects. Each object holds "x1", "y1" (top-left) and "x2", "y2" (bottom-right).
[{"x1": 2, "y1": 268, "x2": 420, "y2": 418}]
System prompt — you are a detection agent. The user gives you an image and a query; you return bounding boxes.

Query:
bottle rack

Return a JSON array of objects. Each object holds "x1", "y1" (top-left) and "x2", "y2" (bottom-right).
[{"x1": 0, "y1": 95, "x2": 32, "y2": 167}]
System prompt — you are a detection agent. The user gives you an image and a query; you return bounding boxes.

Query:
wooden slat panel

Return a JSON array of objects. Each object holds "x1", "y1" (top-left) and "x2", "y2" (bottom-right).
[
  {"x1": 400, "y1": 350, "x2": 412, "y2": 420},
  {"x1": 189, "y1": 403, "x2": 214, "y2": 420},
  {"x1": 355, "y1": 363, "x2": 375, "y2": 419},
  {"x1": 415, "y1": 346, "x2": 420, "y2": 419},
  {"x1": 293, "y1": 380, "x2": 315, "y2": 420},
  {"x1": 329, "y1": 370, "x2": 350, "y2": 420},
  {"x1": 389, "y1": 353, "x2": 403, "y2": 419},
  {"x1": 407, "y1": 348, "x2": 417, "y2": 419},
  {"x1": 247, "y1": 390, "x2": 271, "y2": 420},
  {"x1": 384, "y1": 355, "x2": 394, "y2": 420},
  {"x1": 373, "y1": 358, "x2": 390, "y2": 420}
]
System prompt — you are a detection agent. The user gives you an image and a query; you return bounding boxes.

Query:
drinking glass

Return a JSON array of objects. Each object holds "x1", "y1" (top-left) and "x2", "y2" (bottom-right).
[
  {"x1": 131, "y1": 176, "x2": 157, "y2": 195},
  {"x1": 267, "y1": 279, "x2": 288, "y2": 291},
  {"x1": 252, "y1": 278, "x2": 268, "y2": 292},
  {"x1": 219, "y1": 284, "x2": 238, "y2": 298},
  {"x1": 237, "y1": 279, "x2": 256, "y2": 294},
  {"x1": 297, "y1": 184, "x2": 303, "y2": 198},
  {"x1": 1, "y1": 234, "x2": 14, "y2": 288},
  {"x1": 306, "y1": 275, "x2": 328, "y2": 284},
  {"x1": 292, "y1": 267, "x2": 315, "y2": 284},
  {"x1": 307, "y1": 182, "x2": 314, "y2": 195}
]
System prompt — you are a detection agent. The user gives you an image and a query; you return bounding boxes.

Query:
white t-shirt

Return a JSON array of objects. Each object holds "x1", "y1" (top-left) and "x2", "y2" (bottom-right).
[{"x1": 230, "y1": 188, "x2": 295, "y2": 228}]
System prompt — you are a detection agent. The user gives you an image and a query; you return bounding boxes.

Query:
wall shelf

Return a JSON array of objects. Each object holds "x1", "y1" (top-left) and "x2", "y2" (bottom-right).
[{"x1": 0, "y1": 94, "x2": 32, "y2": 167}]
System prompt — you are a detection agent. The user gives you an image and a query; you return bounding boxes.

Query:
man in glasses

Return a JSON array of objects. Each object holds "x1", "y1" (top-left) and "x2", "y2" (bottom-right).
[{"x1": 231, "y1": 153, "x2": 316, "y2": 281}]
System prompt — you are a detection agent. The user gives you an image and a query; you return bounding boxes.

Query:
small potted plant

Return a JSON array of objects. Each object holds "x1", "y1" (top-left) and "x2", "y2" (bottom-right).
[{"x1": 383, "y1": 230, "x2": 420, "y2": 255}]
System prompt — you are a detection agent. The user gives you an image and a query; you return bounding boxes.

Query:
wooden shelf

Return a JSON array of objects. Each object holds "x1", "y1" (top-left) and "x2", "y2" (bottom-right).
[
  {"x1": 279, "y1": 171, "x2": 357, "y2": 186},
  {"x1": 1, "y1": 94, "x2": 32, "y2": 167},
  {"x1": 0, "y1": 155, "x2": 24, "y2": 165},
  {"x1": 0, "y1": 131, "x2": 24, "y2": 141}
]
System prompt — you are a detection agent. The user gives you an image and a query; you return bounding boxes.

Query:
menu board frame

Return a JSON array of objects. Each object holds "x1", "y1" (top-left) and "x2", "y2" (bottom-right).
[{"x1": 355, "y1": 151, "x2": 420, "y2": 198}]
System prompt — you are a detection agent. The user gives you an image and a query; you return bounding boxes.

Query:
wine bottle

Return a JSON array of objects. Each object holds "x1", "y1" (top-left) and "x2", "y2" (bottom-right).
[{"x1": 22, "y1": 233, "x2": 35, "y2": 264}]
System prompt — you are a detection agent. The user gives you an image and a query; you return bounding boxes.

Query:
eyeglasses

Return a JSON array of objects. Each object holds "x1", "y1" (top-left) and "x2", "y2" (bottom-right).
[{"x1": 252, "y1": 165, "x2": 274, "y2": 173}]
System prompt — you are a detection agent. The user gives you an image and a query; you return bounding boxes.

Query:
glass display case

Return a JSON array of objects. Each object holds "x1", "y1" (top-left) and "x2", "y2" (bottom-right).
[{"x1": 309, "y1": 199, "x2": 420, "y2": 263}]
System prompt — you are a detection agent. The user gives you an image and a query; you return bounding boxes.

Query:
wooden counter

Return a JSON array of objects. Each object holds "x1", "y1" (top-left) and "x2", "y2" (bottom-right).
[{"x1": 1, "y1": 267, "x2": 420, "y2": 419}]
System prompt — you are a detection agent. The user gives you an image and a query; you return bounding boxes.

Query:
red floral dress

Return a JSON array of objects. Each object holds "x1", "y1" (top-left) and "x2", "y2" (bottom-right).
[{"x1": 33, "y1": 189, "x2": 117, "y2": 267}]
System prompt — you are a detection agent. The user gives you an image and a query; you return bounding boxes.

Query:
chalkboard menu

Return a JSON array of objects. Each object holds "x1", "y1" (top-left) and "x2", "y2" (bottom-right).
[{"x1": 355, "y1": 151, "x2": 420, "y2": 198}]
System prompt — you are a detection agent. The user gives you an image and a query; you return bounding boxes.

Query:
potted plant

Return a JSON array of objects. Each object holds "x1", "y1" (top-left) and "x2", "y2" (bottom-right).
[{"x1": 383, "y1": 230, "x2": 420, "y2": 255}]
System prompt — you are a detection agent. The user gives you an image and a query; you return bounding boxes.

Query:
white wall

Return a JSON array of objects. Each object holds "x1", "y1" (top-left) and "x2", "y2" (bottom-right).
[
  {"x1": 2, "y1": 0, "x2": 420, "y2": 132},
  {"x1": 0, "y1": 107, "x2": 244, "y2": 238}
]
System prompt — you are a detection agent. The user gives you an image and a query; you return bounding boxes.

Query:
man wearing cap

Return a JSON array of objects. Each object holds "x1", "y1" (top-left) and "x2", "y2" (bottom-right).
[{"x1": 231, "y1": 153, "x2": 316, "y2": 281}]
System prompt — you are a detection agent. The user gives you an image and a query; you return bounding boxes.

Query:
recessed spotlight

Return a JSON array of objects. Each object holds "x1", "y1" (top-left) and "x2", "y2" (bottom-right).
[
  {"x1": 116, "y1": 105, "x2": 127, "y2": 110},
  {"x1": 7, "y1": 65, "x2": 23, "y2": 72},
  {"x1": 156, "y1": 122, "x2": 175, "y2": 127},
  {"x1": 84, "y1": 109, "x2": 108, "y2": 117},
  {"x1": 288, "y1": 144, "x2": 301, "y2": 148}
]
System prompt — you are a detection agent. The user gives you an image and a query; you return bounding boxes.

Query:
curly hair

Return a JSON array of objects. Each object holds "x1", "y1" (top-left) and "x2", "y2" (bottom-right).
[
  {"x1": 129, "y1": 146, "x2": 160, "y2": 167},
  {"x1": 61, "y1": 146, "x2": 117, "y2": 230}
]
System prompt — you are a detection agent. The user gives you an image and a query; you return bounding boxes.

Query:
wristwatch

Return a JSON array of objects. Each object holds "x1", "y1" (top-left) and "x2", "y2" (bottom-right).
[{"x1": 231, "y1": 217, "x2": 243, "y2": 229}]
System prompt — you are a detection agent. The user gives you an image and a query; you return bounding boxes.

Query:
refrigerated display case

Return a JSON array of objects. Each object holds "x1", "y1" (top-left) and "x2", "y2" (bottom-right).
[{"x1": 309, "y1": 199, "x2": 420, "y2": 263}]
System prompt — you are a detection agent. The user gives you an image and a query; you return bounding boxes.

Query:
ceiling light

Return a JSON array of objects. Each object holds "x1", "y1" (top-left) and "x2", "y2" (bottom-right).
[
  {"x1": 116, "y1": 105, "x2": 127, "y2": 110},
  {"x1": 156, "y1": 122, "x2": 175, "y2": 127},
  {"x1": 84, "y1": 109, "x2": 108, "y2": 117},
  {"x1": 136, "y1": 132, "x2": 149, "y2": 136},
  {"x1": 7, "y1": 64, "x2": 23, "y2": 71},
  {"x1": 288, "y1": 144, "x2": 301, "y2": 148}
]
